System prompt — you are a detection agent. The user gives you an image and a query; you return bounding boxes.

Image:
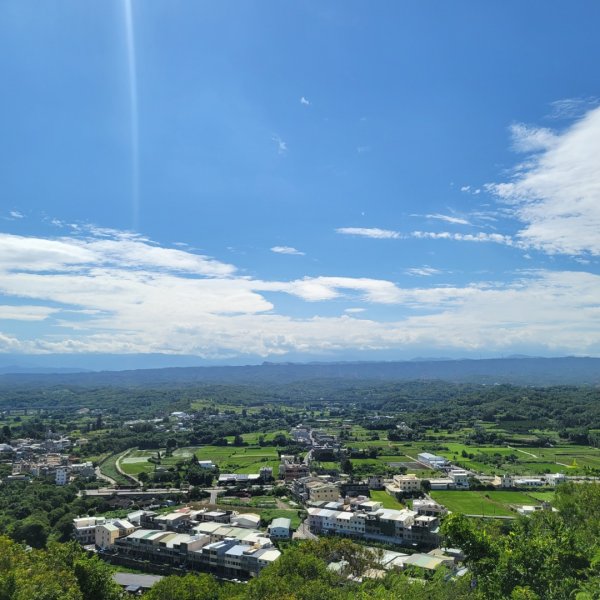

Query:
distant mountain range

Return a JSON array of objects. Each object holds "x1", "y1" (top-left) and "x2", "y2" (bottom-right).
[{"x1": 0, "y1": 356, "x2": 598, "y2": 387}]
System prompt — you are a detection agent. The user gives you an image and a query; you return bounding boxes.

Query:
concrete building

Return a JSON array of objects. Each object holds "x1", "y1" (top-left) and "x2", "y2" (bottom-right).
[
  {"x1": 308, "y1": 506, "x2": 439, "y2": 548},
  {"x1": 268, "y1": 517, "x2": 292, "y2": 539},
  {"x1": 412, "y1": 499, "x2": 447, "y2": 517},
  {"x1": 545, "y1": 473, "x2": 567, "y2": 486},
  {"x1": 55, "y1": 466, "x2": 69, "y2": 486},
  {"x1": 95, "y1": 519, "x2": 136, "y2": 549},
  {"x1": 73, "y1": 517, "x2": 105, "y2": 545},
  {"x1": 428, "y1": 477, "x2": 454, "y2": 490},
  {"x1": 448, "y1": 469, "x2": 470, "y2": 488},
  {"x1": 279, "y1": 456, "x2": 310, "y2": 482},
  {"x1": 114, "y1": 527, "x2": 280, "y2": 578},
  {"x1": 386, "y1": 473, "x2": 422, "y2": 496}
]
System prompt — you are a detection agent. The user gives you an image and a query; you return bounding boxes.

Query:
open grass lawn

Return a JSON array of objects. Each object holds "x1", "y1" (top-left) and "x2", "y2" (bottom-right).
[
  {"x1": 430, "y1": 490, "x2": 540, "y2": 516},
  {"x1": 527, "y1": 491, "x2": 555, "y2": 502},
  {"x1": 370, "y1": 490, "x2": 405, "y2": 509}
]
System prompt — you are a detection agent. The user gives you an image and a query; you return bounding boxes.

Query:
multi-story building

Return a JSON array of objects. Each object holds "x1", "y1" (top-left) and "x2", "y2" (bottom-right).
[
  {"x1": 386, "y1": 473, "x2": 422, "y2": 496},
  {"x1": 448, "y1": 469, "x2": 470, "y2": 488},
  {"x1": 114, "y1": 528, "x2": 280, "y2": 578},
  {"x1": 279, "y1": 456, "x2": 310, "y2": 482},
  {"x1": 55, "y1": 467, "x2": 69, "y2": 486},
  {"x1": 95, "y1": 519, "x2": 136, "y2": 549},
  {"x1": 73, "y1": 517, "x2": 105, "y2": 545},
  {"x1": 308, "y1": 506, "x2": 439, "y2": 548}
]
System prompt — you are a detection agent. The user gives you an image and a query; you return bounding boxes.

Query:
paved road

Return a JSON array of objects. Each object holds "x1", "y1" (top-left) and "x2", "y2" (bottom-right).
[{"x1": 95, "y1": 466, "x2": 117, "y2": 486}]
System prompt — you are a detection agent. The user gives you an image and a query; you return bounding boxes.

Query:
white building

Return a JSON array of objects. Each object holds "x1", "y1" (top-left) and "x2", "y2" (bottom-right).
[
  {"x1": 73, "y1": 517, "x2": 106, "y2": 545},
  {"x1": 449, "y1": 469, "x2": 470, "y2": 488},
  {"x1": 417, "y1": 453, "x2": 448, "y2": 470},
  {"x1": 545, "y1": 473, "x2": 566, "y2": 486},
  {"x1": 268, "y1": 517, "x2": 292, "y2": 539}
]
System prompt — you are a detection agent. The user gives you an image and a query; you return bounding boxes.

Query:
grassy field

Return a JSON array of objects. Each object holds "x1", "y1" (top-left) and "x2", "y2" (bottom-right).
[
  {"x1": 119, "y1": 445, "x2": 280, "y2": 476},
  {"x1": 370, "y1": 490, "x2": 405, "y2": 509},
  {"x1": 99, "y1": 451, "x2": 133, "y2": 486},
  {"x1": 430, "y1": 490, "x2": 541, "y2": 516}
]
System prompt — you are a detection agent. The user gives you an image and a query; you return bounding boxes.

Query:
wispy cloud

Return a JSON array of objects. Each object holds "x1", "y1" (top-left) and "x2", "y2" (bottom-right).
[
  {"x1": 405, "y1": 266, "x2": 442, "y2": 277},
  {"x1": 336, "y1": 227, "x2": 402, "y2": 239},
  {"x1": 9, "y1": 211, "x2": 24, "y2": 219},
  {"x1": 271, "y1": 134, "x2": 288, "y2": 154},
  {"x1": 300, "y1": 96, "x2": 310, "y2": 106},
  {"x1": 271, "y1": 246, "x2": 305, "y2": 256},
  {"x1": 510, "y1": 123, "x2": 557, "y2": 153},
  {"x1": 411, "y1": 230, "x2": 515, "y2": 246},
  {"x1": 488, "y1": 105, "x2": 600, "y2": 256},
  {"x1": 547, "y1": 97, "x2": 600, "y2": 120},
  {"x1": 424, "y1": 213, "x2": 471, "y2": 226},
  {"x1": 344, "y1": 307, "x2": 366, "y2": 314},
  {"x1": 0, "y1": 305, "x2": 58, "y2": 321}
]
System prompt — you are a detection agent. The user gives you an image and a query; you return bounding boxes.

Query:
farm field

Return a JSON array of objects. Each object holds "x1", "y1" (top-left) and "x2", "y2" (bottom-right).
[
  {"x1": 430, "y1": 490, "x2": 542, "y2": 516},
  {"x1": 118, "y1": 445, "x2": 280, "y2": 476}
]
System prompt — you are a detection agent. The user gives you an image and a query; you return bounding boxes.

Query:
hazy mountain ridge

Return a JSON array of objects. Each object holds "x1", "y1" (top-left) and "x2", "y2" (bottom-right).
[{"x1": 0, "y1": 356, "x2": 598, "y2": 387}]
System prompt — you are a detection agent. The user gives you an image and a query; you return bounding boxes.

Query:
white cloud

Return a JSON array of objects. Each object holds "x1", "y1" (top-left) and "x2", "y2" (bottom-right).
[
  {"x1": 548, "y1": 97, "x2": 599, "y2": 120},
  {"x1": 0, "y1": 305, "x2": 58, "y2": 321},
  {"x1": 510, "y1": 123, "x2": 557, "y2": 152},
  {"x1": 344, "y1": 307, "x2": 365, "y2": 313},
  {"x1": 405, "y1": 267, "x2": 442, "y2": 277},
  {"x1": 271, "y1": 246, "x2": 305, "y2": 256},
  {"x1": 425, "y1": 213, "x2": 471, "y2": 226},
  {"x1": 272, "y1": 134, "x2": 288, "y2": 154},
  {"x1": 336, "y1": 227, "x2": 402, "y2": 239},
  {"x1": 411, "y1": 231, "x2": 515, "y2": 246},
  {"x1": 1, "y1": 228, "x2": 600, "y2": 357},
  {"x1": 300, "y1": 96, "x2": 310, "y2": 106},
  {"x1": 9, "y1": 211, "x2": 23, "y2": 219},
  {"x1": 489, "y1": 106, "x2": 600, "y2": 255}
]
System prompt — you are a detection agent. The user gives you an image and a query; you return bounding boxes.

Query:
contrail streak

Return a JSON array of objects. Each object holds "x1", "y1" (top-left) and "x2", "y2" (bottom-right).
[{"x1": 123, "y1": 0, "x2": 140, "y2": 230}]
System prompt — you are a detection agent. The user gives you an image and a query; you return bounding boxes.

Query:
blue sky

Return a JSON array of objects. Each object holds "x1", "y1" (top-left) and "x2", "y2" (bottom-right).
[{"x1": 1, "y1": 1, "x2": 600, "y2": 366}]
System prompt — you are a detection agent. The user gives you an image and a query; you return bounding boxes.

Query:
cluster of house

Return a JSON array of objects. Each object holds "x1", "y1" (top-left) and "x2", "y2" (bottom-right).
[
  {"x1": 328, "y1": 546, "x2": 465, "y2": 579},
  {"x1": 73, "y1": 506, "x2": 289, "y2": 579},
  {"x1": 0, "y1": 434, "x2": 95, "y2": 486},
  {"x1": 307, "y1": 499, "x2": 440, "y2": 547},
  {"x1": 492, "y1": 473, "x2": 567, "y2": 488},
  {"x1": 386, "y1": 469, "x2": 470, "y2": 494}
]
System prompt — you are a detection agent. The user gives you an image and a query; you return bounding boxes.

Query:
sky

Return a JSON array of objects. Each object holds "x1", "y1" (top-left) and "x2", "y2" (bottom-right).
[{"x1": 1, "y1": 1, "x2": 600, "y2": 367}]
